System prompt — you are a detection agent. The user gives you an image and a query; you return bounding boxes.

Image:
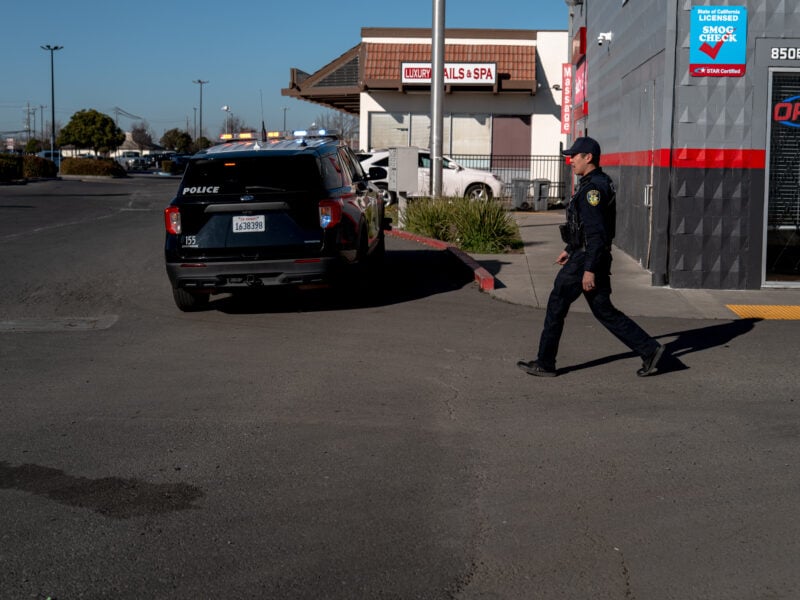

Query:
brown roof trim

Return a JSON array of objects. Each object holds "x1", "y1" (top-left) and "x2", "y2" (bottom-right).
[
  {"x1": 291, "y1": 43, "x2": 361, "y2": 89},
  {"x1": 501, "y1": 80, "x2": 537, "y2": 91},
  {"x1": 361, "y1": 27, "x2": 539, "y2": 41}
]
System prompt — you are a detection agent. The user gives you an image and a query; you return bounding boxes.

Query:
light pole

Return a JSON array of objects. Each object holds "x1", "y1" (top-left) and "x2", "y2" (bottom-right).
[
  {"x1": 221, "y1": 105, "x2": 232, "y2": 135},
  {"x1": 282, "y1": 107, "x2": 288, "y2": 132},
  {"x1": 41, "y1": 44, "x2": 63, "y2": 157},
  {"x1": 193, "y1": 79, "x2": 208, "y2": 140}
]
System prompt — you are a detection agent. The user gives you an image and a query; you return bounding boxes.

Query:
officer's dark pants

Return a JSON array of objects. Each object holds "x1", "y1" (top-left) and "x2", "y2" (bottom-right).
[{"x1": 537, "y1": 250, "x2": 659, "y2": 371}]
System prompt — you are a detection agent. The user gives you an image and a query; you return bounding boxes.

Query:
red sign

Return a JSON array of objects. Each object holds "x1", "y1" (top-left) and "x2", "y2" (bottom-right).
[
  {"x1": 561, "y1": 63, "x2": 573, "y2": 134},
  {"x1": 401, "y1": 62, "x2": 497, "y2": 85},
  {"x1": 574, "y1": 61, "x2": 586, "y2": 106}
]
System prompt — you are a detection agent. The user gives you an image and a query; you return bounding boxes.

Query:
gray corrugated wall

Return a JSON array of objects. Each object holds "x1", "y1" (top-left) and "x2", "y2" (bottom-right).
[{"x1": 569, "y1": 0, "x2": 799, "y2": 288}]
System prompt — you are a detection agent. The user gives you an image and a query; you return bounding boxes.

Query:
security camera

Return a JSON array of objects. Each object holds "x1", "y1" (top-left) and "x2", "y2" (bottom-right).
[{"x1": 597, "y1": 32, "x2": 613, "y2": 46}]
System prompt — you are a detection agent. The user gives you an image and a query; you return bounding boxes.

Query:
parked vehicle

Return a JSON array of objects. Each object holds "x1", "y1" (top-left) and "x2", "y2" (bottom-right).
[
  {"x1": 164, "y1": 131, "x2": 388, "y2": 311},
  {"x1": 359, "y1": 148, "x2": 504, "y2": 202},
  {"x1": 125, "y1": 157, "x2": 149, "y2": 171},
  {"x1": 36, "y1": 149, "x2": 62, "y2": 167}
]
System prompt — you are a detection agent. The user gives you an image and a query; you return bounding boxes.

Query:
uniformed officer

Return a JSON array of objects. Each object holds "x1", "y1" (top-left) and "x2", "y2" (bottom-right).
[{"x1": 517, "y1": 136, "x2": 665, "y2": 377}]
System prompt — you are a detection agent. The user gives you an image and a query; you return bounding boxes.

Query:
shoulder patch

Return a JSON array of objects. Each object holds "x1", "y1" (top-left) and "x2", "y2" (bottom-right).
[{"x1": 586, "y1": 189, "x2": 601, "y2": 207}]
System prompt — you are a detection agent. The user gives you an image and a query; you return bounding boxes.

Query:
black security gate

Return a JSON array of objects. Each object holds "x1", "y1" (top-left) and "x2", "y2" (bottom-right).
[
  {"x1": 767, "y1": 71, "x2": 800, "y2": 283},
  {"x1": 449, "y1": 154, "x2": 567, "y2": 205}
]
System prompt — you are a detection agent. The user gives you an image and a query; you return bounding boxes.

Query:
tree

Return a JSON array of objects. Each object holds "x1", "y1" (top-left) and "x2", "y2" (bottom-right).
[
  {"x1": 193, "y1": 136, "x2": 212, "y2": 152},
  {"x1": 131, "y1": 121, "x2": 153, "y2": 153},
  {"x1": 25, "y1": 139, "x2": 43, "y2": 154},
  {"x1": 160, "y1": 128, "x2": 193, "y2": 154},
  {"x1": 218, "y1": 115, "x2": 251, "y2": 137},
  {"x1": 315, "y1": 110, "x2": 359, "y2": 149},
  {"x1": 57, "y1": 109, "x2": 125, "y2": 156}
]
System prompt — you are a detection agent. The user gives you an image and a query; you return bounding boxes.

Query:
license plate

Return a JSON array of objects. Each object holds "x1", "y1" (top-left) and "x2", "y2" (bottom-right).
[{"x1": 232, "y1": 215, "x2": 265, "y2": 233}]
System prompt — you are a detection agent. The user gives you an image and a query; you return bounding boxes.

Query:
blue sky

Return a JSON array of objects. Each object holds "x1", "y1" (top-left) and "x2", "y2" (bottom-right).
[{"x1": 1, "y1": 0, "x2": 568, "y2": 142}]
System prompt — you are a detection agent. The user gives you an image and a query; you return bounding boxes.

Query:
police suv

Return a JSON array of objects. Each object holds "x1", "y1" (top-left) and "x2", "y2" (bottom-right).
[{"x1": 164, "y1": 130, "x2": 388, "y2": 311}]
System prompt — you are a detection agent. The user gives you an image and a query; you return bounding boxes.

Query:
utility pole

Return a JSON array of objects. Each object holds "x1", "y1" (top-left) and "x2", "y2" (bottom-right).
[
  {"x1": 39, "y1": 105, "x2": 47, "y2": 141},
  {"x1": 431, "y1": 0, "x2": 445, "y2": 198},
  {"x1": 193, "y1": 79, "x2": 208, "y2": 140},
  {"x1": 41, "y1": 45, "x2": 63, "y2": 157}
]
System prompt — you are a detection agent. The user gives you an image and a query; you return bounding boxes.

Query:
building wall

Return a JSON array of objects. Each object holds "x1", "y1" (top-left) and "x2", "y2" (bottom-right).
[
  {"x1": 531, "y1": 31, "x2": 569, "y2": 155},
  {"x1": 568, "y1": 0, "x2": 800, "y2": 289},
  {"x1": 358, "y1": 31, "x2": 567, "y2": 158}
]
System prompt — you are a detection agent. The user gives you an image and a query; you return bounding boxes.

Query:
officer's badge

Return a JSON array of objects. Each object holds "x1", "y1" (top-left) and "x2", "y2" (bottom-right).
[{"x1": 586, "y1": 190, "x2": 601, "y2": 206}]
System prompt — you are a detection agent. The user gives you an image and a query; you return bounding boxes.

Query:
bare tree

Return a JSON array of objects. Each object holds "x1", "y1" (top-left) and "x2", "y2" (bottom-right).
[
  {"x1": 218, "y1": 115, "x2": 252, "y2": 137},
  {"x1": 131, "y1": 121, "x2": 153, "y2": 153},
  {"x1": 314, "y1": 110, "x2": 359, "y2": 148}
]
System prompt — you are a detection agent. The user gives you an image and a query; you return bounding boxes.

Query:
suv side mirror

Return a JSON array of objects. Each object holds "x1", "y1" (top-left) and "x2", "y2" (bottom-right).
[{"x1": 368, "y1": 166, "x2": 387, "y2": 180}]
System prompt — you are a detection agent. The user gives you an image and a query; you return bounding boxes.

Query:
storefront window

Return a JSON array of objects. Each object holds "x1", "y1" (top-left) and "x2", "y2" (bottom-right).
[
  {"x1": 369, "y1": 112, "x2": 488, "y2": 155},
  {"x1": 766, "y1": 71, "x2": 800, "y2": 283},
  {"x1": 450, "y1": 114, "x2": 492, "y2": 155},
  {"x1": 410, "y1": 114, "x2": 431, "y2": 148},
  {"x1": 368, "y1": 112, "x2": 410, "y2": 150}
]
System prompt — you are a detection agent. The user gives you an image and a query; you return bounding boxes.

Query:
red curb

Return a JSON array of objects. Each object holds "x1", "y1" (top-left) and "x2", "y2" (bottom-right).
[
  {"x1": 387, "y1": 228, "x2": 449, "y2": 250},
  {"x1": 386, "y1": 229, "x2": 496, "y2": 292}
]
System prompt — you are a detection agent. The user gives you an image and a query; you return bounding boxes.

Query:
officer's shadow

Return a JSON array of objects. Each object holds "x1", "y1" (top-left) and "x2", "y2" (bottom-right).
[{"x1": 559, "y1": 318, "x2": 762, "y2": 376}]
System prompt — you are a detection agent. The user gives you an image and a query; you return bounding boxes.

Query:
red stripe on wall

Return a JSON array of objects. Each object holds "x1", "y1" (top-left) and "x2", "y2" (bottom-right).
[{"x1": 602, "y1": 148, "x2": 766, "y2": 169}]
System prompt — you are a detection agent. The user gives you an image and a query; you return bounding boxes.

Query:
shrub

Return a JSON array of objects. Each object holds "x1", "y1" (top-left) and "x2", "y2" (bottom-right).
[
  {"x1": 404, "y1": 197, "x2": 518, "y2": 254},
  {"x1": 450, "y1": 197, "x2": 517, "y2": 253},
  {"x1": 403, "y1": 197, "x2": 455, "y2": 242},
  {"x1": 60, "y1": 157, "x2": 126, "y2": 177},
  {"x1": 23, "y1": 156, "x2": 58, "y2": 179},
  {"x1": 161, "y1": 159, "x2": 184, "y2": 175},
  {"x1": 0, "y1": 154, "x2": 23, "y2": 182}
]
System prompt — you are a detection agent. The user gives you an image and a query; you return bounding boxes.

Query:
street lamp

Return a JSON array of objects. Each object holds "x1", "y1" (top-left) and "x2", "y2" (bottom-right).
[
  {"x1": 221, "y1": 105, "x2": 232, "y2": 135},
  {"x1": 282, "y1": 107, "x2": 289, "y2": 132},
  {"x1": 193, "y1": 79, "x2": 208, "y2": 140},
  {"x1": 40, "y1": 44, "x2": 63, "y2": 158}
]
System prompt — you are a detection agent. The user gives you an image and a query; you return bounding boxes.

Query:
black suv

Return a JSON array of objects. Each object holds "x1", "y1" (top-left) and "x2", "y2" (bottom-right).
[{"x1": 164, "y1": 131, "x2": 388, "y2": 311}]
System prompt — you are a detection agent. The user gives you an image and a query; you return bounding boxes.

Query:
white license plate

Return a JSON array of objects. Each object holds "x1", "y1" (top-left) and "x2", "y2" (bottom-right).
[{"x1": 232, "y1": 215, "x2": 265, "y2": 233}]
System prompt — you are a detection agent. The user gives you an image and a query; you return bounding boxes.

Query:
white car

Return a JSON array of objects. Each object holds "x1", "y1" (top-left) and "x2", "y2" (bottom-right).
[{"x1": 359, "y1": 148, "x2": 503, "y2": 202}]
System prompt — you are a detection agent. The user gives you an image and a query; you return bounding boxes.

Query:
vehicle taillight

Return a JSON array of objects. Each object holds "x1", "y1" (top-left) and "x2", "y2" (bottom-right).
[
  {"x1": 164, "y1": 206, "x2": 181, "y2": 234},
  {"x1": 318, "y1": 199, "x2": 342, "y2": 229}
]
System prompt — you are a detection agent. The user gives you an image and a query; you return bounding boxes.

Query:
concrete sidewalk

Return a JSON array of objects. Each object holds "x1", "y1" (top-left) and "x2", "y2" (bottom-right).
[{"x1": 469, "y1": 210, "x2": 800, "y2": 320}]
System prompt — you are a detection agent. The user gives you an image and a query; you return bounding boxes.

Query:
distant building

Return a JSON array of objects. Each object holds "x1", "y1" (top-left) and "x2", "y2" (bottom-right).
[{"x1": 283, "y1": 26, "x2": 568, "y2": 162}]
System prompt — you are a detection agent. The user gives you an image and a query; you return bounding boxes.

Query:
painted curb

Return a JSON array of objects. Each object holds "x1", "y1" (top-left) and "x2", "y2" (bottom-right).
[{"x1": 386, "y1": 229, "x2": 495, "y2": 292}]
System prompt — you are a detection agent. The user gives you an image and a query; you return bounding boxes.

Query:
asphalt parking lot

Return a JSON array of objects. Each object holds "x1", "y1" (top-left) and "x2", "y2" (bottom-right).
[{"x1": 1, "y1": 177, "x2": 799, "y2": 599}]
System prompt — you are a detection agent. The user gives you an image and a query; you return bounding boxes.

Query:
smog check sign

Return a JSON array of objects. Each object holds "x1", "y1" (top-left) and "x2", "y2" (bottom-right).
[{"x1": 690, "y1": 6, "x2": 747, "y2": 77}]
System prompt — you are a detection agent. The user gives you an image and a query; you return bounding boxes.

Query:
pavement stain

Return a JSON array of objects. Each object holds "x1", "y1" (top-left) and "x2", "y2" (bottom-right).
[{"x1": 0, "y1": 461, "x2": 203, "y2": 519}]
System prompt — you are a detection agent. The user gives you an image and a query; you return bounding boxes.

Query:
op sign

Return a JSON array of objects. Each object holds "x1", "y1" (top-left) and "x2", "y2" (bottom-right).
[{"x1": 689, "y1": 6, "x2": 747, "y2": 77}]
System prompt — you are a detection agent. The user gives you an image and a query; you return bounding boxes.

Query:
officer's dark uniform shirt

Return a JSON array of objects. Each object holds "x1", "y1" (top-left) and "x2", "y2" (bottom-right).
[{"x1": 565, "y1": 166, "x2": 616, "y2": 273}]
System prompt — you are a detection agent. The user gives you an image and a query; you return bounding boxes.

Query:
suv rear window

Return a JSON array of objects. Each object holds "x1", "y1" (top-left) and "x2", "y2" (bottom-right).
[{"x1": 180, "y1": 155, "x2": 324, "y2": 195}]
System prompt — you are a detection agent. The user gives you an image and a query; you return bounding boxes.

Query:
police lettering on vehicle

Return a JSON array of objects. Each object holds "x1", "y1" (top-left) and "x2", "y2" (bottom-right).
[{"x1": 182, "y1": 186, "x2": 220, "y2": 195}]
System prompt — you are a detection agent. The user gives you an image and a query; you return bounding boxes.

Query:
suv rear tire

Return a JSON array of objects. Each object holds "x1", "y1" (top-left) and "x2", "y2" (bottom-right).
[{"x1": 172, "y1": 287, "x2": 210, "y2": 312}]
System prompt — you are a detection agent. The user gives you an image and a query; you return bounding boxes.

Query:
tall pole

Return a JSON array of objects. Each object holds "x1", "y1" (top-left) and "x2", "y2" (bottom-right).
[
  {"x1": 39, "y1": 105, "x2": 46, "y2": 141},
  {"x1": 193, "y1": 79, "x2": 208, "y2": 140},
  {"x1": 41, "y1": 44, "x2": 63, "y2": 157},
  {"x1": 282, "y1": 107, "x2": 288, "y2": 131},
  {"x1": 431, "y1": 0, "x2": 445, "y2": 198},
  {"x1": 222, "y1": 106, "x2": 231, "y2": 135}
]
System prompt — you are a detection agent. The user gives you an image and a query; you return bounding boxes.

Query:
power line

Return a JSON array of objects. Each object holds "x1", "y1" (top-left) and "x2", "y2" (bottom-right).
[{"x1": 112, "y1": 106, "x2": 144, "y2": 125}]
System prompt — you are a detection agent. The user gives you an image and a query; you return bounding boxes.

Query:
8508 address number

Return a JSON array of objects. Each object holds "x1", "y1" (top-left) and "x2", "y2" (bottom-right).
[{"x1": 771, "y1": 47, "x2": 800, "y2": 61}]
